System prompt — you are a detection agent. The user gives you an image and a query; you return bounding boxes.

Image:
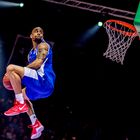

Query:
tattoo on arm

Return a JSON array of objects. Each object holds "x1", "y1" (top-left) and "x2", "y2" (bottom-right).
[{"x1": 37, "y1": 47, "x2": 48, "y2": 60}]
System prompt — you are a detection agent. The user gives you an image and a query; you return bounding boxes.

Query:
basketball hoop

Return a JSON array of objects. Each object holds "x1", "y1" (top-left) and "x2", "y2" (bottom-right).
[{"x1": 103, "y1": 19, "x2": 138, "y2": 64}]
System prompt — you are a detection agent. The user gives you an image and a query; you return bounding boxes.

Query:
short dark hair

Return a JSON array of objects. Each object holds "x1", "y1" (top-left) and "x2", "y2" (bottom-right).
[{"x1": 31, "y1": 27, "x2": 44, "y2": 34}]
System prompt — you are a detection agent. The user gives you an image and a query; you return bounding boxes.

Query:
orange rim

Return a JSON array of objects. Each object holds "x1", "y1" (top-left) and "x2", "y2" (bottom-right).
[{"x1": 104, "y1": 19, "x2": 138, "y2": 37}]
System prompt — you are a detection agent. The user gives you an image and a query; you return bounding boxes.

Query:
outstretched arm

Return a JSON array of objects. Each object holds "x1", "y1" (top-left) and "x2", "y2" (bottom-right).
[{"x1": 26, "y1": 43, "x2": 48, "y2": 69}]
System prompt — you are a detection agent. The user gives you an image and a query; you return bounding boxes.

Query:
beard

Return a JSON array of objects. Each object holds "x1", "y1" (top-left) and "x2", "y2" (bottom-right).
[{"x1": 34, "y1": 38, "x2": 42, "y2": 44}]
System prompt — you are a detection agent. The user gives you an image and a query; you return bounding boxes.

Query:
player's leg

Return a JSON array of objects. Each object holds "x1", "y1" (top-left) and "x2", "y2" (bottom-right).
[
  {"x1": 22, "y1": 88, "x2": 35, "y2": 115},
  {"x1": 6, "y1": 64, "x2": 24, "y2": 92},
  {"x1": 22, "y1": 88, "x2": 44, "y2": 139},
  {"x1": 5, "y1": 64, "x2": 44, "y2": 139},
  {"x1": 4, "y1": 64, "x2": 28, "y2": 116}
]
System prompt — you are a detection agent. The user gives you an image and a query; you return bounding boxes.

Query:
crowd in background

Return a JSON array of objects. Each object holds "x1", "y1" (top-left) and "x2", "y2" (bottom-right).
[{"x1": 0, "y1": 85, "x2": 138, "y2": 140}]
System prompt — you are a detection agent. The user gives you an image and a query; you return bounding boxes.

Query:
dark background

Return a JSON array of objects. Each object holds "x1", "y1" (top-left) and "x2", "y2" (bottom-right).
[{"x1": 0, "y1": 0, "x2": 140, "y2": 139}]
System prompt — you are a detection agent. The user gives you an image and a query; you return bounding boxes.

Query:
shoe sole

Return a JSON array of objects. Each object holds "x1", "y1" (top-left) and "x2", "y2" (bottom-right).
[
  {"x1": 4, "y1": 110, "x2": 28, "y2": 116},
  {"x1": 31, "y1": 132, "x2": 42, "y2": 139}
]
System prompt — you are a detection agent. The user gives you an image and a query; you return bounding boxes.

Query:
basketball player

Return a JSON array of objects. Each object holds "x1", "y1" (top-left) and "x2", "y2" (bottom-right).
[{"x1": 4, "y1": 27, "x2": 56, "y2": 139}]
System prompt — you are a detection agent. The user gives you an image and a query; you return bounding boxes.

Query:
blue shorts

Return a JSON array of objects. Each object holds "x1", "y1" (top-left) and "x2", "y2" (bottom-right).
[{"x1": 22, "y1": 67, "x2": 54, "y2": 100}]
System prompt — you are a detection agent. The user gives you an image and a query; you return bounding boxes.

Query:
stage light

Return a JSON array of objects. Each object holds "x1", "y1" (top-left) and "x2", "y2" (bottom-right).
[
  {"x1": 19, "y1": 3, "x2": 24, "y2": 7},
  {"x1": 98, "y1": 21, "x2": 103, "y2": 26},
  {"x1": 0, "y1": 1, "x2": 24, "y2": 8}
]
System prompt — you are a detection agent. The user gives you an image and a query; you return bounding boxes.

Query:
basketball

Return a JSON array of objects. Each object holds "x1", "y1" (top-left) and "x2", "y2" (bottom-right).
[{"x1": 2, "y1": 73, "x2": 13, "y2": 90}]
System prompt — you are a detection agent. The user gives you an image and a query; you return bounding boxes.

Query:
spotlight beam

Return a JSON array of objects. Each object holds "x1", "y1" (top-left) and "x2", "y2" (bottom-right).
[{"x1": 0, "y1": 1, "x2": 24, "y2": 8}]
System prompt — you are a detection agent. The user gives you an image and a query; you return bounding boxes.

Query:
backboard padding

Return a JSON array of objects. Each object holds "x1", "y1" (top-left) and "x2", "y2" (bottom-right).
[{"x1": 134, "y1": 2, "x2": 140, "y2": 37}]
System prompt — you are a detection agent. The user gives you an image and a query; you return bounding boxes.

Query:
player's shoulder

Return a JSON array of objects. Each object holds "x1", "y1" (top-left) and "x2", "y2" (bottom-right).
[{"x1": 38, "y1": 42, "x2": 49, "y2": 49}]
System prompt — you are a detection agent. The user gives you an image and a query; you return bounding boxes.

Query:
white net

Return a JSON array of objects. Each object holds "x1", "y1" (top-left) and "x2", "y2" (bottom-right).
[{"x1": 103, "y1": 20, "x2": 138, "y2": 64}]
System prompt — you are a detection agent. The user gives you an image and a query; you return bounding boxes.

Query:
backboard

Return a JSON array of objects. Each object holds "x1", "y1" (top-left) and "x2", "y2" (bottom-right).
[{"x1": 134, "y1": 2, "x2": 140, "y2": 38}]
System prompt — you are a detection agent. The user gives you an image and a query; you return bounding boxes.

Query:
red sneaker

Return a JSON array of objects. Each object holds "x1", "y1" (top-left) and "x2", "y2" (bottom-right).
[
  {"x1": 28, "y1": 119, "x2": 44, "y2": 139},
  {"x1": 4, "y1": 100, "x2": 28, "y2": 116}
]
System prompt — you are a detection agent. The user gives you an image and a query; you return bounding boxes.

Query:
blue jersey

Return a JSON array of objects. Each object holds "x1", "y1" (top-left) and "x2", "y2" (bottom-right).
[{"x1": 22, "y1": 41, "x2": 56, "y2": 100}]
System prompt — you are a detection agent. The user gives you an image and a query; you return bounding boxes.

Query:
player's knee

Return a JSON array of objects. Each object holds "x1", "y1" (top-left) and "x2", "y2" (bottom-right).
[
  {"x1": 9, "y1": 71, "x2": 17, "y2": 79},
  {"x1": 6, "y1": 64, "x2": 15, "y2": 72}
]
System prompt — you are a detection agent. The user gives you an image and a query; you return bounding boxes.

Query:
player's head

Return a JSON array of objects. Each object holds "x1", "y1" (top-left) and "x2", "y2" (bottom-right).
[{"x1": 30, "y1": 27, "x2": 44, "y2": 43}]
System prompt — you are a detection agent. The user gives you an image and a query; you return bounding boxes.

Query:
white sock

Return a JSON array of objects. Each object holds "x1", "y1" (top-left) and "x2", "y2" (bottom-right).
[
  {"x1": 15, "y1": 93, "x2": 24, "y2": 104},
  {"x1": 30, "y1": 114, "x2": 37, "y2": 125}
]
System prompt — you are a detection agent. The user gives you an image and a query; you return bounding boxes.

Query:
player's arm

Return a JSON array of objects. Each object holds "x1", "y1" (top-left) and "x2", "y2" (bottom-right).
[{"x1": 26, "y1": 43, "x2": 48, "y2": 69}]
